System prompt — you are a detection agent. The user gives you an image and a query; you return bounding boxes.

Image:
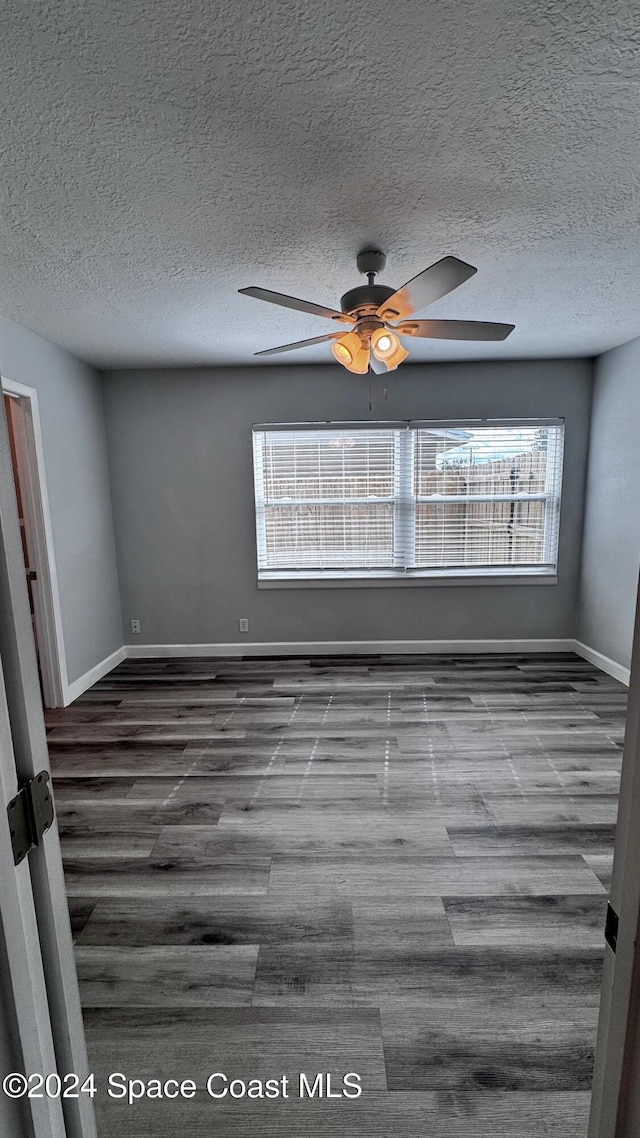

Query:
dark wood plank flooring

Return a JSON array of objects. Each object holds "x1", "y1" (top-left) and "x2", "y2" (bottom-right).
[{"x1": 48, "y1": 652, "x2": 625, "y2": 1137}]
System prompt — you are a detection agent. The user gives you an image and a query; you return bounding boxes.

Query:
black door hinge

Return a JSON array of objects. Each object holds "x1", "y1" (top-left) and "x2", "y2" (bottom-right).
[
  {"x1": 605, "y1": 902, "x2": 619, "y2": 954},
  {"x1": 7, "y1": 771, "x2": 55, "y2": 866}
]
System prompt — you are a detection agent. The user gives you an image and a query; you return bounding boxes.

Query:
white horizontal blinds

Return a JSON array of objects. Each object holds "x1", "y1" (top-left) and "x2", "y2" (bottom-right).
[
  {"x1": 253, "y1": 429, "x2": 403, "y2": 571},
  {"x1": 412, "y1": 425, "x2": 564, "y2": 570},
  {"x1": 253, "y1": 422, "x2": 564, "y2": 577}
]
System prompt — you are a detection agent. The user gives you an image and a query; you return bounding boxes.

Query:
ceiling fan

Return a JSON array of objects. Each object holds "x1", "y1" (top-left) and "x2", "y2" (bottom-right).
[{"x1": 239, "y1": 250, "x2": 514, "y2": 374}]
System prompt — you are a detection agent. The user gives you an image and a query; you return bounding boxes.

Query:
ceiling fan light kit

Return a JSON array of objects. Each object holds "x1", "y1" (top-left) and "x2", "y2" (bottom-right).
[
  {"x1": 239, "y1": 249, "x2": 515, "y2": 373},
  {"x1": 371, "y1": 327, "x2": 408, "y2": 370},
  {"x1": 330, "y1": 330, "x2": 370, "y2": 373}
]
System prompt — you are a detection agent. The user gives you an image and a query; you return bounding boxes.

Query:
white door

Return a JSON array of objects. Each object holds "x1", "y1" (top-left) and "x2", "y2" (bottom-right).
[
  {"x1": 0, "y1": 396, "x2": 96, "y2": 1137},
  {"x1": 588, "y1": 573, "x2": 640, "y2": 1137}
]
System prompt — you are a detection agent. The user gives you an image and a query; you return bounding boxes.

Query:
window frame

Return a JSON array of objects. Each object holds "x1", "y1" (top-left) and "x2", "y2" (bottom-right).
[{"x1": 252, "y1": 419, "x2": 564, "y2": 589}]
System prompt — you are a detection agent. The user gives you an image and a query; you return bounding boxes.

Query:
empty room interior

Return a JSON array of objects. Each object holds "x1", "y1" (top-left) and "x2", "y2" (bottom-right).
[{"x1": 2, "y1": 2, "x2": 640, "y2": 1137}]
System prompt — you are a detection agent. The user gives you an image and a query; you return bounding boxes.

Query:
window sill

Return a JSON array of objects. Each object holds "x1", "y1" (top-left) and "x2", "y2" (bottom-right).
[{"x1": 257, "y1": 572, "x2": 558, "y2": 590}]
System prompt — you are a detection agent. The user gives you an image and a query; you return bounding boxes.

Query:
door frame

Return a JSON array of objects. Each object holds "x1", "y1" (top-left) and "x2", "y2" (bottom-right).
[
  {"x1": 0, "y1": 389, "x2": 96, "y2": 1137},
  {"x1": 2, "y1": 376, "x2": 66, "y2": 707}
]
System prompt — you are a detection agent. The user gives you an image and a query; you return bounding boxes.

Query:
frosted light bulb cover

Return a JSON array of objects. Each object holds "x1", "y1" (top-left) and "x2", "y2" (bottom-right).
[
  {"x1": 332, "y1": 332, "x2": 369, "y2": 373},
  {"x1": 372, "y1": 327, "x2": 409, "y2": 370},
  {"x1": 334, "y1": 343, "x2": 352, "y2": 363}
]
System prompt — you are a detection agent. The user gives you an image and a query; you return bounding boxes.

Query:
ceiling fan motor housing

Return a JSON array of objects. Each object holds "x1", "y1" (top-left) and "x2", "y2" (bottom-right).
[{"x1": 340, "y1": 283, "x2": 396, "y2": 317}]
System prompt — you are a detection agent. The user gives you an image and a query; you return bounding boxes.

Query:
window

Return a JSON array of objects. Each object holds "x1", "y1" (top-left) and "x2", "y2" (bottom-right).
[{"x1": 252, "y1": 420, "x2": 564, "y2": 584}]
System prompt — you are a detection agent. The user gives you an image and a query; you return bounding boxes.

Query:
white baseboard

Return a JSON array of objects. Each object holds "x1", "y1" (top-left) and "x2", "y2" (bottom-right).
[
  {"x1": 126, "y1": 638, "x2": 576, "y2": 658},
  {"x1": 573, "y1": 639, "x2": 630, "y2": 686},
  {"x1": 63, "y1": 646, "x2": 127, "y2": 705},
  {"x1": 63, "y1": 639, "x2": 630, "y2": 700}
]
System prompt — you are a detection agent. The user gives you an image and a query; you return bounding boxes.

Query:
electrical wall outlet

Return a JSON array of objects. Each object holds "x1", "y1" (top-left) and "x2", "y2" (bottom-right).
[
  {"x1": 239, "y1": 618, "x2": 249, "y2": 633},
  {"x1": 130, "y1": 619, "x2": 141, "y2": 634}
]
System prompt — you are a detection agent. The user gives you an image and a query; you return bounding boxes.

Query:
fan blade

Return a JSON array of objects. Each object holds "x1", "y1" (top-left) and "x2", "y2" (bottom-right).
[
  {"x1": 255, "y1": 332, "x2": 347, "y2": 357},
  {"x1": 239, "y1": 286, "x2": 354, "y2": 324},
  {"x1": 377, "y1": 256, "x2": 477, "y2": 320},
  {"x1": 395, "y1": 318, "x2": 515, "y2": 342}
]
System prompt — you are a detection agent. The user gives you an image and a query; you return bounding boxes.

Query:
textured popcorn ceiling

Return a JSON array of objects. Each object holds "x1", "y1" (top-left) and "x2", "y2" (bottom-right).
[{"x1": 1, "y1": 0, "x2": 640, "y2": 367}]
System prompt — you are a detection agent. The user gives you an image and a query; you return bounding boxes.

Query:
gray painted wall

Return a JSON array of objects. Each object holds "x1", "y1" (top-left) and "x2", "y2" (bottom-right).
[
  {"x1": 578, "y1": 337, "x2": 640, "y2": 670},
  {"x1": 103, "y1": 358, "x2": 591, "y2": 646},
  {"x1": 0, "y1": 315, "x2": 123, "y2": 684}
]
